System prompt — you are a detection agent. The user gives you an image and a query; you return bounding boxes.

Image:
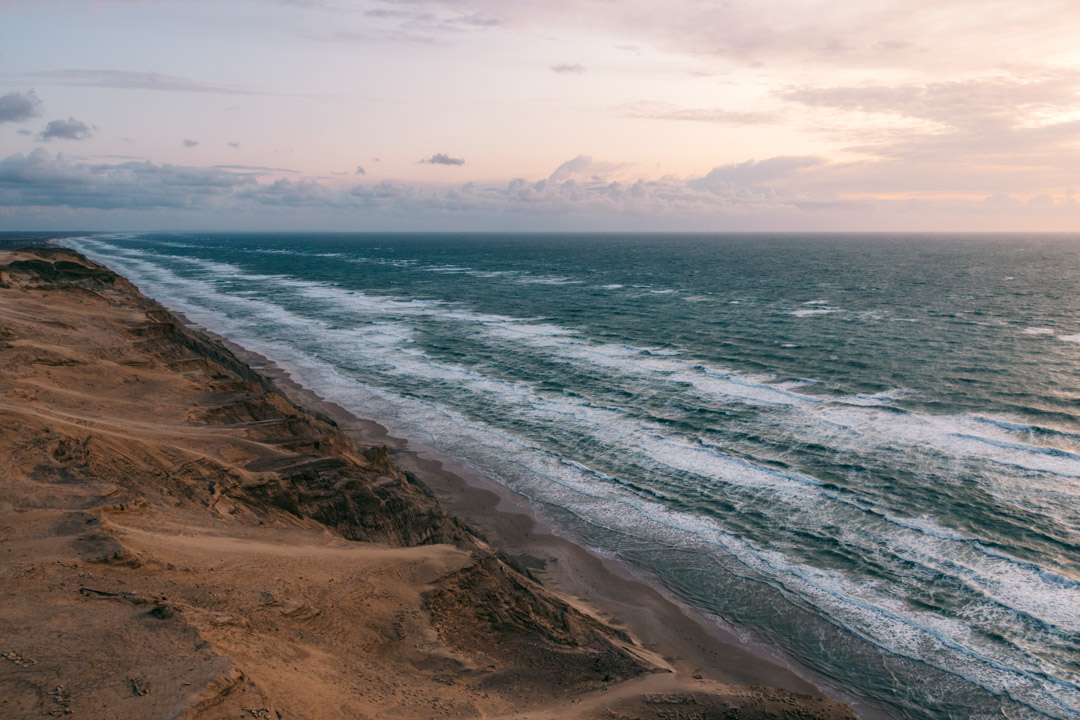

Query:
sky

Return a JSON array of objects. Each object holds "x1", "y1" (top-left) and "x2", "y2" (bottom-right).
[{"x1": 2, "y1": 0, "x2": 1080, "y2": 231}]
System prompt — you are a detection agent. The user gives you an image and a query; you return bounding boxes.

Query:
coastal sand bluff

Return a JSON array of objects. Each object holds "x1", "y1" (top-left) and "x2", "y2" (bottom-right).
[{"x1": 0, "y1": 247, "x2": 855, "y2": 719}]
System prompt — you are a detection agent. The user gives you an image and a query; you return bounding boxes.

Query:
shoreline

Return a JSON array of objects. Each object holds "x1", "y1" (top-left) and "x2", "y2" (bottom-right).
[
  {"x1": 0, "y1": 241, "x2": 861, "y2": 719},
  {"x1": 201, "y1": 319, "x2": 871, "y2": 716},
  {"x1": 51, "y1": 232, "x2": 863, "y2": 710}
]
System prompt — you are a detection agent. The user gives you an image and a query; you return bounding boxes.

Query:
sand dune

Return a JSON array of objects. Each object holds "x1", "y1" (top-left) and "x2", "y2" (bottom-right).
[{"x1": 0, "y1": 247, "x2": 855, "y2": 719}]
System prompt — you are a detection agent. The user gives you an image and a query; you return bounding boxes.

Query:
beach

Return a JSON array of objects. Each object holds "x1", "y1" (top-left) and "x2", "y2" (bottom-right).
[
  {"x1": 0, "y1": 244, "x2": 856, "y2": 719},
  {"x1": 220, "y1": 316, "x2": 843, "y2": 698},
  {"x1": 6, "y1": 0, "x2": 1080, "y2": 715}
]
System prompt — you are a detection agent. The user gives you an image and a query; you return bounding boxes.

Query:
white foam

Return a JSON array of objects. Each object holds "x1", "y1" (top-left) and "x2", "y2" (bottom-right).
[
  {"x1": 421, "y1": 264, "x2": 472, "y2": 273},
  {"x1": 791, "y1": 307, "x2": 840, "y2": 317},
  {"x1": 87, "y1": 234, "x2": 1079, "y2": 516},
  {"x1": 151, "y1": 240, "x2": 199, "y2": 249},
  {"x1": 516, "y1": 275, "x2": 582, "y2": 285},
  {"x1": 256, "y1": 342, "x2": 1080, "y2": 716},
  {"x1": 159, "y1": 254, "x2": 247, "y2": 275},
  {"x1": 63, "y1": 241, "x2": 1080, "y2": 549},
  {"x1": 63, "y1": 235, "x2": 1080, "y2": 719},
  {"x1": 841, "y1": 389, "x2": 918, "y2": 407},
  {"x1": 1024, "y1": 327, "x2": 1055, "y2": 335},
  {"x1": 1058, "y1": 334, "x2": 1080, "y2": 343}
]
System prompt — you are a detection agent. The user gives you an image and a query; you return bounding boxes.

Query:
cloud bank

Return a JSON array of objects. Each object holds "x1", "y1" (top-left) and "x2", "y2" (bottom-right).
[
  {"x1": 4, "y1": 149, "x2": 1078, "y2": 231},
  {"x1": 0, "y1": 150, "x2": 252, "y2": 210}
]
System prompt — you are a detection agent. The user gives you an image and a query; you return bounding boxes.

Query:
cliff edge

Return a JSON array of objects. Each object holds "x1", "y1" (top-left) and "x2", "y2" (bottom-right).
[{"x1": 0, "y1": 247, "x2": 855, "y2": 720}]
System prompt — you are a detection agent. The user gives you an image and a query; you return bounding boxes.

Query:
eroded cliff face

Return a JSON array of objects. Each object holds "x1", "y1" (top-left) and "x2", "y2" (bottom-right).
[
  {"x1": 1, "y1": 248, "x2": 470, "y2": 549},
  {"x1": 0, "y1": 248, "x2": 856, "y2": 720},
  {"x1": 0, "y1": 248, "x2": 656, "y2": 717}
]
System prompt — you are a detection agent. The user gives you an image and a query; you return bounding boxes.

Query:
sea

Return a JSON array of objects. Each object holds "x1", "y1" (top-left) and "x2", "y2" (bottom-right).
[{"x1": 61, "y1": 232, "x2": 1080, "y2": 720}]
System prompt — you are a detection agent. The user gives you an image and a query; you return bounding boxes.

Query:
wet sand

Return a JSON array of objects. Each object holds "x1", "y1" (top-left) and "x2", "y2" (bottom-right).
[
  {"x1": 216, "y1": 321, "x2": 859, "y2": 706},
  {"x1": 0, "y1": 245, "x2": 858, "y2": 719}
]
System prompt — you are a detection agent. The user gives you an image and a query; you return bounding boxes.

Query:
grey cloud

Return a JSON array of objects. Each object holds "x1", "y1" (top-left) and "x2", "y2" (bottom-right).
[
  {"x1": 551, "y1": 63, "x2": 586, "y2": 74},
  {"x1": 25, "y1": 69, "x2": 272, "y2": 96},
  {"x1": 0, "y1": 149, "x2": 255, "y2": 209},
  {"x1": 0, "y1": 90, "x2": 42, "y2": 124},
  {"x1": 618, "y1": 101, "x2": 775, "y2": 125},
  {"x1": 421, "y1": 153, "x2": 465, "y2": 166},
  {"x1": 356, "y1": 166, "x2": 366, "y2": 175},
  {"x1": 238, "y1": 177, "x2": 341, "y2": 206},
  {"x1": 17, "y1": 129, "x2": 32, "y2": 136},
  {"x1": 228, "y1": 142, "x2": 241, "y2": 148},
  {"x1": 688, "y1": 156, "x2": 824, "y2": 191},
  {"x1": 182, "y1": 139, "x2": 199, "y2": 147},
  {"x1": 39, "y1": 118, "x2": 93, "y2": 141}
]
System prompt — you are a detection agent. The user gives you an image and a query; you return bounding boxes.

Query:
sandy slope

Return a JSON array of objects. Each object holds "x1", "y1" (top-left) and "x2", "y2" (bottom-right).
[{"x1": 0, "y1": 247, "x2": 856, "y2": 720}]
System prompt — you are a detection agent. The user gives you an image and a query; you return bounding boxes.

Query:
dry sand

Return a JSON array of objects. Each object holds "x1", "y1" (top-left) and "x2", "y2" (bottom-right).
[{"x1": 0, "y1": 246, "x2": 857, "y2": 719}]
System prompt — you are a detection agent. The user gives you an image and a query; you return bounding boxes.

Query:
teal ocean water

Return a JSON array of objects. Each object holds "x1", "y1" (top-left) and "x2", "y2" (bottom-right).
[{"x1": 64, "y1": 233, "x2": 1080, "y2": 720}]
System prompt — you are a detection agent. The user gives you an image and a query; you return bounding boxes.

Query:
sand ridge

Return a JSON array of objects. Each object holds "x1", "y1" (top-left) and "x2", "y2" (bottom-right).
[{"x1": 0, "y1": 247, "x2": 856, "y2": 719}]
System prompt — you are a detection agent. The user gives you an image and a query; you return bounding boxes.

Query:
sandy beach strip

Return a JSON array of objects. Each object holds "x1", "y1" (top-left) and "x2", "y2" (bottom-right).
[
  {"x1": 220, "y1": 332, "x2": 854, "y2": 700},
  {"x1": 0, "y1": 244, "x2": 857, "y2": 719}
]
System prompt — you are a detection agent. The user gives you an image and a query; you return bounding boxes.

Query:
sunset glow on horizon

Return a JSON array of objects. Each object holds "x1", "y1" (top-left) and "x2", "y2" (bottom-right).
[{"x1": 3, "y1": 0, "x2": 1080, "y2": 231}]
